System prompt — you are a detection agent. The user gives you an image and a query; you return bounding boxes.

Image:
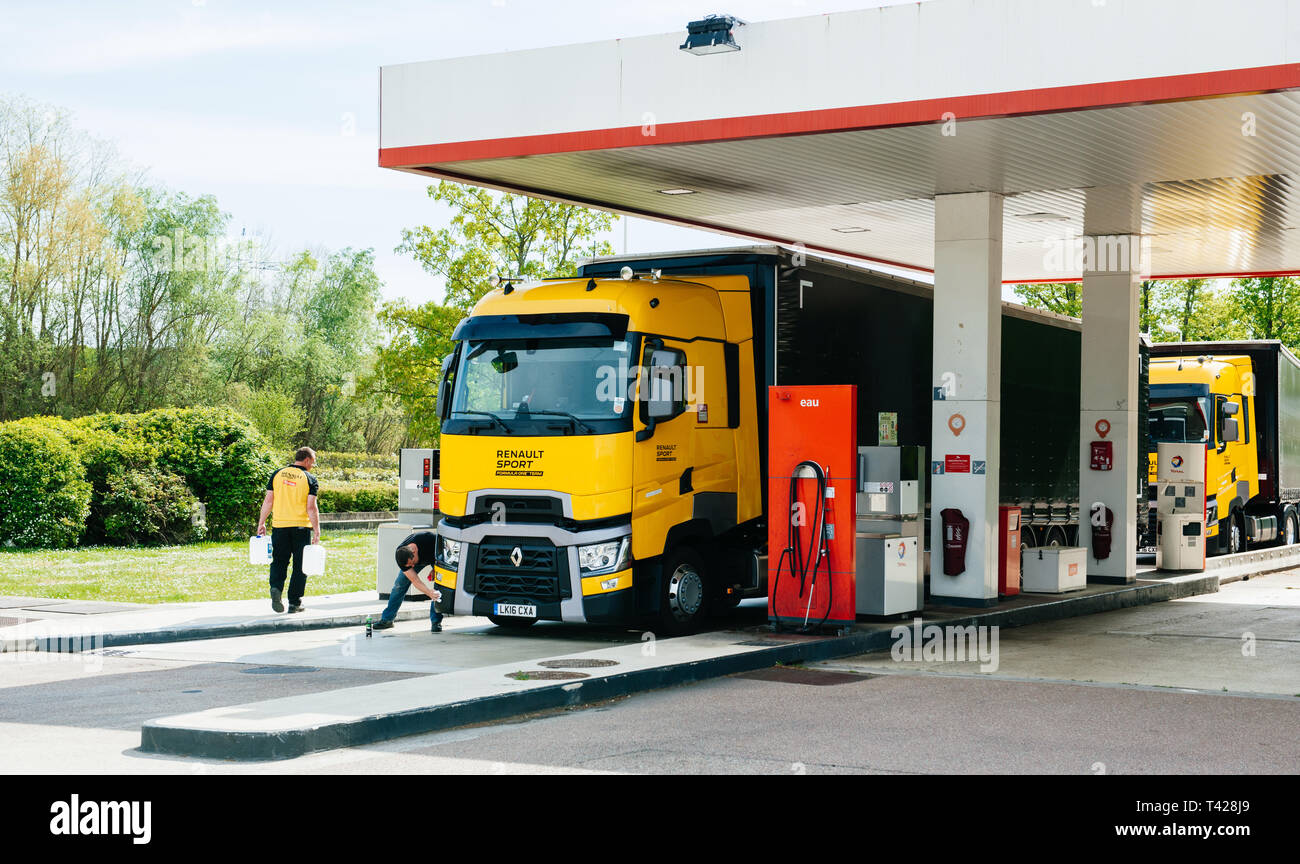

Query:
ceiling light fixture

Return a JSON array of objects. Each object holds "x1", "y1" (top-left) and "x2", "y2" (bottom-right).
[
  {"x1": 680, "y1": 14, "x2": 744, "y2": 55},
  {"x1": 1015, "y1": 212, "x2": 1071, "y2": 222},
  {"x1": 658, "y1": 188, "x2": 697, "y2": 195}
]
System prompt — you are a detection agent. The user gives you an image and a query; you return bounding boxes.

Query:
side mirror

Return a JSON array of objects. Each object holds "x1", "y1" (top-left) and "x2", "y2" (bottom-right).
[
  {"x1": 1223, "y1": 400, "x2": 1240, "y2": 417},
  {"x1": 437, "y1": 350, "x2": 457, "y2": 421},
  {"x1": 1223, "y1": 416, "x2": 1239, "y2": 444}
]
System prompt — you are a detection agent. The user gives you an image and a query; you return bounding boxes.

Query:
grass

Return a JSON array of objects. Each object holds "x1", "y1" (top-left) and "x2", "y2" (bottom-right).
[{"x1": 0, "y1": 529, "x2": 379, "y2": 604}]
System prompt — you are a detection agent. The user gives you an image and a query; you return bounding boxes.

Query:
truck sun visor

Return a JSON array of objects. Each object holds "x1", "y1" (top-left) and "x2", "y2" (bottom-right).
[{"x1": 452, "y1": 313, "x2": 629, "y2": 341}]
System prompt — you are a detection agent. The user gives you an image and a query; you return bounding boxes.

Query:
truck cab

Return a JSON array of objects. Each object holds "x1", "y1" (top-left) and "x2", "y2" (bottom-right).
[
  {"x1": 1147, "y1": 355, "x2": 1257, "y2": 553},
  {"x1": 430, "y1": 271, "x2": 763, "y2": 632}
]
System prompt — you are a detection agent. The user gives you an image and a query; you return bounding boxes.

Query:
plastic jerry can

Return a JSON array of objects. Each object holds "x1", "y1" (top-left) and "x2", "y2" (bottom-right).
[
  {"x1": 249, "y1": 535, "x2": 273, "y2": 565},
  {"x1": 303, "y1": 543, "x2": 327, "y2": 577}
]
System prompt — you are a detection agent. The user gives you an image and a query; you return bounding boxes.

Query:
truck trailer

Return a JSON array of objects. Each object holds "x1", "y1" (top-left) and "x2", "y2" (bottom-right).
[
  {"x1": 1146, "y1": 341, "x2": 1300, "y2": 554},
  {"x1": 429, "y1": 246, "x2": 1146, "y2": 632}
]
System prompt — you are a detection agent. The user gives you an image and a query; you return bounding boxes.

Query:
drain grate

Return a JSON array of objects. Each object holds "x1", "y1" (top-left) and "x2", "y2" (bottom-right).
[
  {"x1": 94, "y1": 649, "x2": 135, "y2": 657},
  {"x1": 0, "y1": 616, "x2": 31, "y2": 628},
  {"x1": 241, "y1": 665, "x2": 320, "y2": 675},
  {"x1": 736, "y1": 666, "x2": 874, "y2": 686},
  {"x1": 537, "y1": 658, "x2": 618, "y2": 669},
  {"x1": 506, "y1": 670, "x2": 590, "y2": 681}
]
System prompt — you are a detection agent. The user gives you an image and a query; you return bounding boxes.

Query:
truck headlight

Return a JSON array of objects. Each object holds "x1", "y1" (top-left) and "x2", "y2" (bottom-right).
[
  {"x1": 578, "y1": 538, "x2": 629, "y2": 576},
  {"x1": 437, "y1": 537, "x2": 461, "y2": 568}
]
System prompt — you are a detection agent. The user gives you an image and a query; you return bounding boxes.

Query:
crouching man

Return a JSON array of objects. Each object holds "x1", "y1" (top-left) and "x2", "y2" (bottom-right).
[{"x1": 373, "y1": 530, "x2": 444, "y2": 633}]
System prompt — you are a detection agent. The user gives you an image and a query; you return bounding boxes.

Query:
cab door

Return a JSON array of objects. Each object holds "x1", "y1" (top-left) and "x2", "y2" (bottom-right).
[{"x1": 631, "y1": 338, "x2": 697, "y2": 562}]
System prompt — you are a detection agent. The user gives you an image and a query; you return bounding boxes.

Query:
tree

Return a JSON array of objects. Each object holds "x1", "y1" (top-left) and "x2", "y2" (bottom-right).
[
  {"x1": 377, "y1": 182, "x2": 616, "y2": 445},
  {"x1": 1230, "y1": 276, "x2": 1300, "y2": 347},
  {"x1": 1011, "y1": 282, "x2": 1081, "y2": 318},
  {"x1": 397, "y1": 181, "x2": 616, "y2": 310}
]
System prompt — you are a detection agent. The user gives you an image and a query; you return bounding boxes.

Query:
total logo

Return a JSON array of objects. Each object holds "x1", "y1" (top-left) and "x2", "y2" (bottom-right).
[
  {"x1": 1171, "y1": 455, "x2": 1184, "y2": 468},
  {"x1": 897, "y1": 542, "x2": 907, "y2": 559}
]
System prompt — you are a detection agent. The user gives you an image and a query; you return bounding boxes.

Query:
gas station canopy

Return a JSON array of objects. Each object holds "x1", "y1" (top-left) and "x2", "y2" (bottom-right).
[{"x1": 379, "y1": 0, "x2": 1300, "y2": 282}]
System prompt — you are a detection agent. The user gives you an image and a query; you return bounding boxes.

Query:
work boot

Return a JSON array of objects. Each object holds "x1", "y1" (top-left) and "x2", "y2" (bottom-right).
[
  {"x1": 270, "y1": 588, "x2": 284, "y2": 613},
  {"x1": 287, "y1": 603, "x2": 304, "y2": 613},
  {"x1": 430, "y1": 623, "x2": 443, "y2": 633},
  {"x1": 372, "y1": 619, "x2": 394, "y2": 630}
]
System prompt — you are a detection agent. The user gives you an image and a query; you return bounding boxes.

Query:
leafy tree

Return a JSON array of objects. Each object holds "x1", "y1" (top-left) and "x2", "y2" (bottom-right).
[
  {"x1": 397, "y1": 181, "x2": 616, "y2": 310},
  {"x1": 1230, "y1": 276, "x2": 1300, "y2": 347},
  {"x1": 1012, "y1": 282, "x2": 1081, "y2": 317},
  {"x1": 378, "y1": 182, "x2": 616, "y2": 445}
]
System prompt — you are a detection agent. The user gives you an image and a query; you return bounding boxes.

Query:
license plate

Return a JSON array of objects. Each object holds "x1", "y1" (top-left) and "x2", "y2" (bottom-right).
[{"x1": 494, "y1": 603, "x2": 537, "y2": 618}]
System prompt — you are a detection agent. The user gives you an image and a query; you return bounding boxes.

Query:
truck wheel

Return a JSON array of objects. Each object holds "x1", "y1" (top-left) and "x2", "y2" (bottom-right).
[
  {"x1": 1227, "y1": 511, "x2": 1247, "y2": 555},
  {"x1": 1043, "y1": 526, "x2": 1068, "y2": 547},
  {"x1": 1285, "y1": 510, "x2": 1298, "y2": 546},
  {"x1": 659, "y1": 546, "x2": 708, "y2": 635},
  {"x1": 488, "y1": 615, "x2": 537, "y2": 629},
  {"x1": 1020, "y1": 526, "x2": 1039, "y2": 550}
]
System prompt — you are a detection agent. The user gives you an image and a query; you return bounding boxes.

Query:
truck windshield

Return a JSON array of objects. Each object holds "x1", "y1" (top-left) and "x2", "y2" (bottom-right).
[
  {"x1": 448, "y1": 336, "x2": 638, "y2": 435},
  {"x1": 1148, "y1": 397, "x2": 1210, "y2": 444}
]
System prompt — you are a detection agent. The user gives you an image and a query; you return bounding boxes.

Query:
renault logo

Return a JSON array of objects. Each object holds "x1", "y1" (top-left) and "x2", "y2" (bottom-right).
[{"x1": 510, "y1": 546, "x2": 523, "y2": 567}]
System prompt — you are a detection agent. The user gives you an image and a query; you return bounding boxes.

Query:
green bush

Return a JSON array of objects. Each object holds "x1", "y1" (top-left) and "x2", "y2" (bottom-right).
[
  {"x1": 316, "y1": 480, "x2": 398, "y2": 513},
  {"x1": 311, "y1": 451, "x2": 397, "y2": 484},
  {"x1": 101, "y1": 468, "x2": 207, "y2": 546},
  {"x1": 0, "y1": 422, "x2": 91, "y2": 548},
  {"x1": 79, "y1": 407, "x2": 277, "y2": 540}
]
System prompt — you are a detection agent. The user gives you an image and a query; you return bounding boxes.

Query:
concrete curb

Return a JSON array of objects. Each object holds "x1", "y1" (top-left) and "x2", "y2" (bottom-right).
[
  {"x1": 0, "y1": 605, "x2": 433, "y2": 654},
  {"x1": 139, "y1": 577, "x2": 1213, "y2": 761}
]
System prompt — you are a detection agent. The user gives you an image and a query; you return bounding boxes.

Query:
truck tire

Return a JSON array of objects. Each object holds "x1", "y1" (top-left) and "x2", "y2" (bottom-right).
[
  {"x1": 1043, "y1": 526, "x2": 1068, "y2": 547},
  {"x1": 1227, "y1": 510, "x2": 1247, "y2": 555},
  {"x1": 658, "y1": 546, "x2": 708, "y2": 636},
  {"x1": 488, "y1": 615, "x2": 537, "y2": 629},
  {"x1": 1020, "y1": 526, "x2": 1039, "y2": 550},
  {"x1": 1284, "y1": 509, "x2": 1298, "y2": 546}
]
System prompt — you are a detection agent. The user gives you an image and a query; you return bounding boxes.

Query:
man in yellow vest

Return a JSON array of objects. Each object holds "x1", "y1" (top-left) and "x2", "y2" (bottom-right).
[{"x1": 256, "y1": 447, "x2": 321, "y2": 613}]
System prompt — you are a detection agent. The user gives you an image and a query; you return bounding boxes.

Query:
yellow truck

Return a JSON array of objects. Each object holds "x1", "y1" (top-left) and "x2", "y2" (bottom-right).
[
  {"x1": 429, "y1": 264, "x2": 765, "y2": 634},
  {"x1": 1146, "y1": 341, "x2": 1300, "y2": 554}
]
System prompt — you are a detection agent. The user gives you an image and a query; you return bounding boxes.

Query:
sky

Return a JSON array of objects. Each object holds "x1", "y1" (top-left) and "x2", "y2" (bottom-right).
[{"x1": 0, "y1": 0, "x2": 922, "y2": 307}]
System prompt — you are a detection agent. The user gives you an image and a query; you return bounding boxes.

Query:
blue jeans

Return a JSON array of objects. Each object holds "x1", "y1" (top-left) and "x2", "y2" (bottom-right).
[{"x1": 380, "y1": 571, "x2": 443, "y2": 626}]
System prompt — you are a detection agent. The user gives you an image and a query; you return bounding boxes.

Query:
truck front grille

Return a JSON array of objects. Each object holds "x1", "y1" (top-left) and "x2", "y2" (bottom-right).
[
  {"x1": 477, "y1": 572, "x2": 561, "y2": 601},
  {"x1": 478, "y1": 544, "x2": 557, "y2": 572},
  {"x1": 472, "y1": 539, "x2": 568, "y2": 601}
]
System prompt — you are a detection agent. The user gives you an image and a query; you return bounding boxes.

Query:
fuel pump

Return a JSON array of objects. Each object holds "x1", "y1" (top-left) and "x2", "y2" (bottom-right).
[{"x1": 767, "y1": 385, "x2": 857, "y2": 631}]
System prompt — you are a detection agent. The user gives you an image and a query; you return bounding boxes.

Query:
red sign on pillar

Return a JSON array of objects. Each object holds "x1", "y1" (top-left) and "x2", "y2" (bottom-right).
[{"x1": 945, "y1": 454, "x2": 971, "y2": 473}]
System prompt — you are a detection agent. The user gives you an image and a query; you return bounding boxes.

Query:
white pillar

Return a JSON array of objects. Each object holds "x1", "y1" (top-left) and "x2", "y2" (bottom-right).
[
  {"x1": 929, "y1": 192, "x2": 1002, "y2": 606},
  {"x1": 1078, "y1": 189, "x2": 1142, "y2": 583}
]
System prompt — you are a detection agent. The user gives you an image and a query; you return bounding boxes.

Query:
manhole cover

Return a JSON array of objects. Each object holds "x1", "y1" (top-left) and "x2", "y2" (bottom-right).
[
  {"x1": 736, "y1": 666, "x2": 874, "y2": 686},
  {"x1": 241, "y1": 665, "x2": 319, "y2": 675},
  {"x1": 537, "y1": 659, "x2": 618, "y2": 669},
  {"x1": 505, "y1": 670, "x2": 590, "y2": 681}
]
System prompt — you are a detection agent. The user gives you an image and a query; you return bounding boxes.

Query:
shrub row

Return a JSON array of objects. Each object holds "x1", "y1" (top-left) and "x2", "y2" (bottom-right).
[
  {"x1": 315, "y1": 481, "x2": 398, "y2": 514},
  {"x1": 0, "y1": 408, "x2": 276, "y2": 548},
  {"x1": 313, "y1": 451, "x2": 398, "y2": 471}
]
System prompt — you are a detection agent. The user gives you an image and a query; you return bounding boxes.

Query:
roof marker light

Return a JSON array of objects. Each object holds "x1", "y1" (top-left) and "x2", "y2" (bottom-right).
[{"x1": 620, "y1": 266, "x2": 635, "y2": 281}]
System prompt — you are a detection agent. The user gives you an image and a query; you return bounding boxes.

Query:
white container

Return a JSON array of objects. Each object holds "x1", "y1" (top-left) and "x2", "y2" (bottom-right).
[
  {"x1": 303, "y1": 543, "x2": 327, "y2": 577},
  {"x1": 249, "y1": 535, "x2": 273, "y2": 565},
  {"x1": 1021, "y1": 546, "x2": 1087, "y2": 593}
]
